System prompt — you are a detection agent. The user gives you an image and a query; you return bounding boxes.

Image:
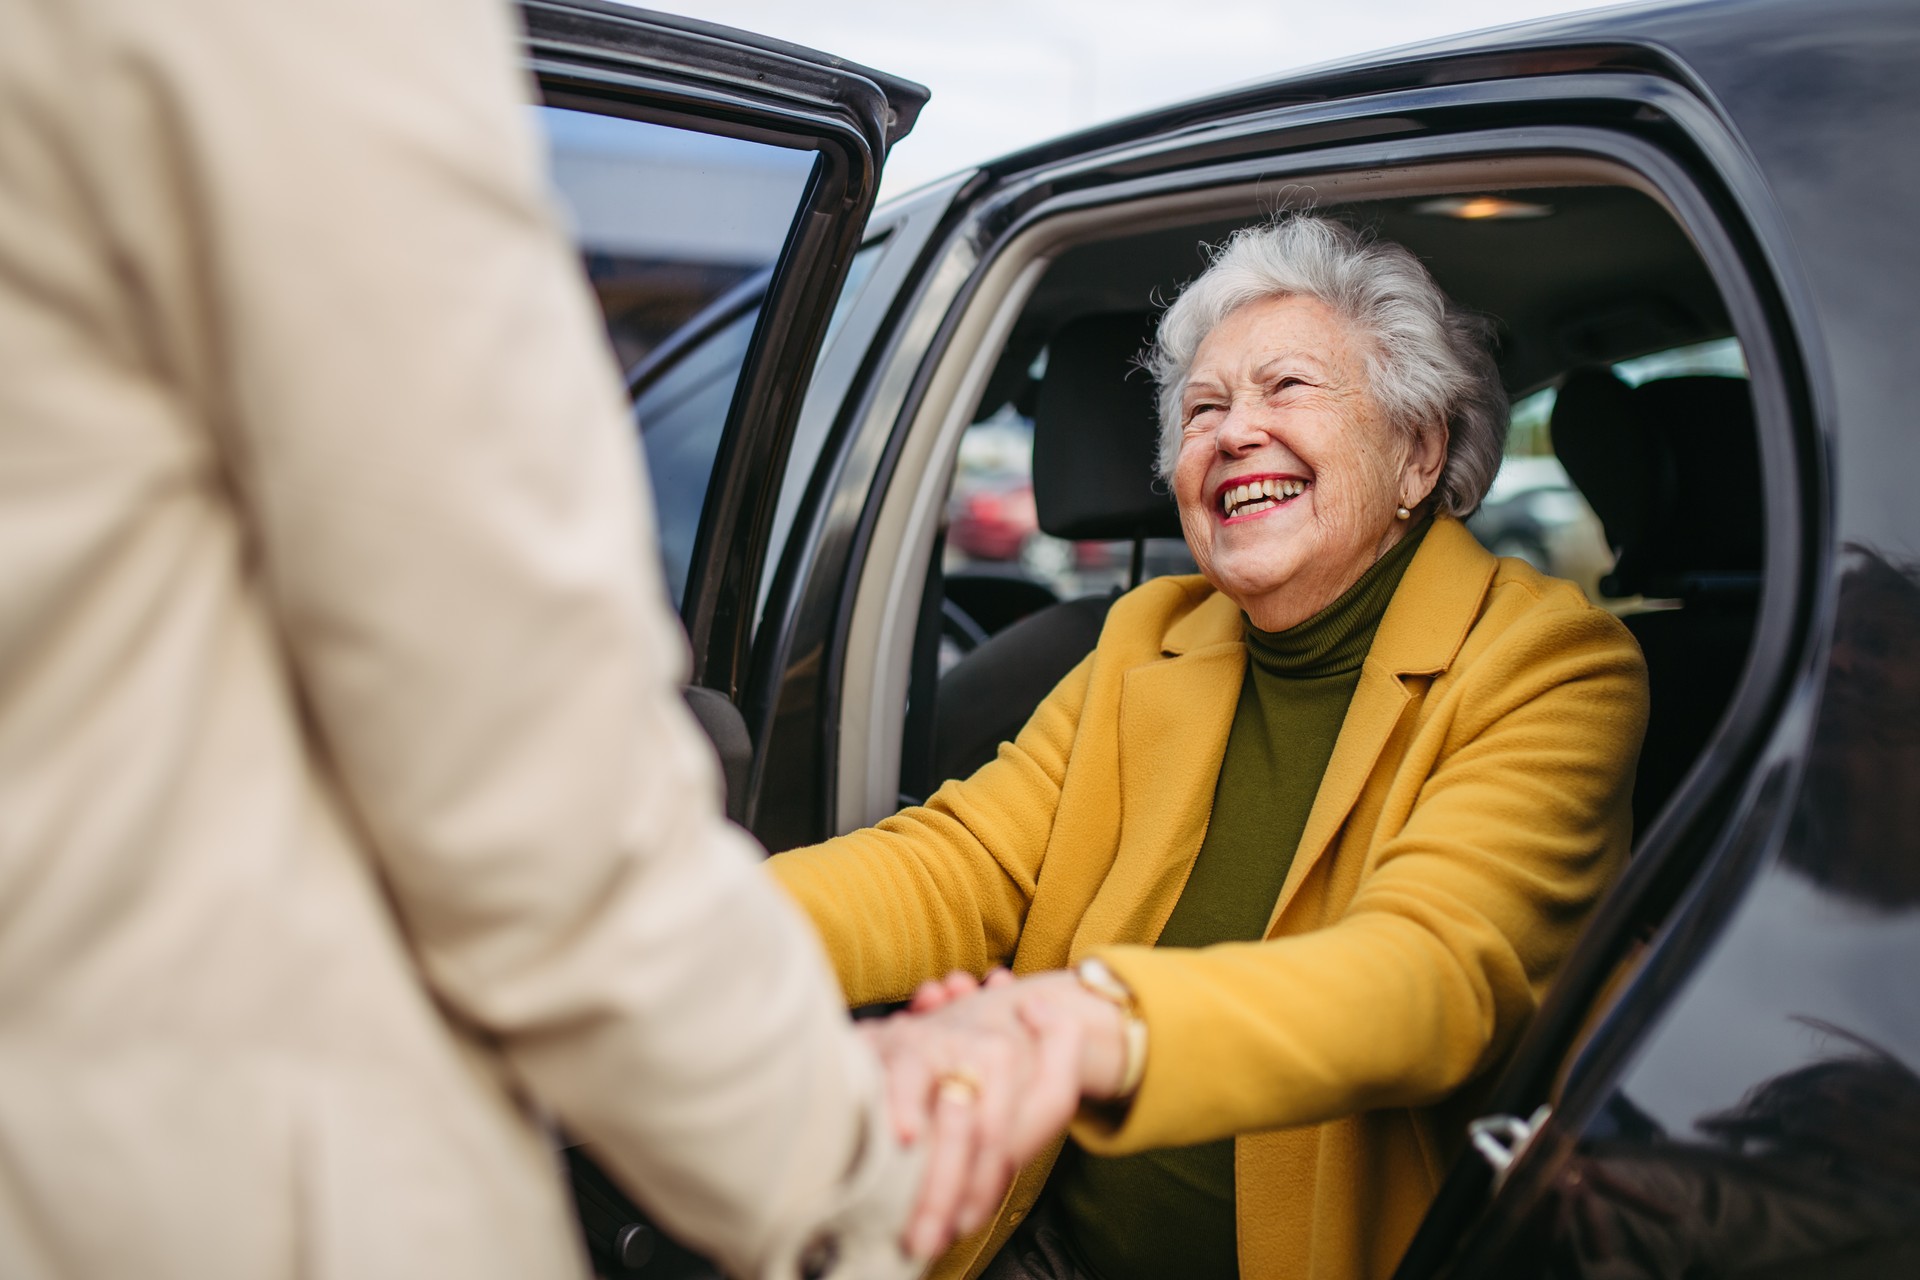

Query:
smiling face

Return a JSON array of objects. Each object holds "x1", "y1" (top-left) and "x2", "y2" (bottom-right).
[{"x1": 1173, "y1": 293, "x2": 1447, "y2": 630}]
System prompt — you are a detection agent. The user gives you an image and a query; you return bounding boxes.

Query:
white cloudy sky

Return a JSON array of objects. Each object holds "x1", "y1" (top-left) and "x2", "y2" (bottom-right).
[{"x1": 644, "y1": 0, "x2": 1643, "y2": 197}]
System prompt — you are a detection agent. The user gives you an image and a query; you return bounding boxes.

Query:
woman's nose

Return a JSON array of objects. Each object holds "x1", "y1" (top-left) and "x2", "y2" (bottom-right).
[{"x1": 1216, "y1": 400, "x2": 1271, "y2": 453}]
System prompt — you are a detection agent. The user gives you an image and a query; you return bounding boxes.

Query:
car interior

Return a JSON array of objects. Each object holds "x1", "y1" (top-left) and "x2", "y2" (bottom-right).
[{"x1": 885, "y1": 166, "x2": 1763, "y2": 854}]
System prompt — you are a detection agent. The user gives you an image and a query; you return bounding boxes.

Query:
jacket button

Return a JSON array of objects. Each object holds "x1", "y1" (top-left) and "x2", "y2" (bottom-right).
[
  {"x1": 614, "y1": 1223, "x2": 655, "y2": 1270},
  {"x1": 799, "y1": 1233, "x2": 840, "y2": 1279}
]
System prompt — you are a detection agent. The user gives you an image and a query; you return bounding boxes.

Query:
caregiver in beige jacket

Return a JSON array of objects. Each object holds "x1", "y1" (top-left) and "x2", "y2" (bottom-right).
[{"x1": 0, "y1": 1, "x2": 1074, "y2": 1276}]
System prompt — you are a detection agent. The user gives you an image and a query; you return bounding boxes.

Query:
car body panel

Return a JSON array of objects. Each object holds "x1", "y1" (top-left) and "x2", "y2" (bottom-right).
[{"x1": 1412, "y1": 4, "x2": 1920, "y2": 1274}]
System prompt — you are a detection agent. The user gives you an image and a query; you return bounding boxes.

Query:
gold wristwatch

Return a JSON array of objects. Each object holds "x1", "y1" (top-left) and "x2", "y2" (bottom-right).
[{"x1": 1073, "y1": 956, "x2": 1149, "y2": 1099}]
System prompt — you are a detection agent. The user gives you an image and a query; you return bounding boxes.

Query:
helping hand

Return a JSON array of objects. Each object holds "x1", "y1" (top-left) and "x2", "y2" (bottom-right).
[{"x1": 864, "y1": 969, "x2": 1133, "y2": 1258}]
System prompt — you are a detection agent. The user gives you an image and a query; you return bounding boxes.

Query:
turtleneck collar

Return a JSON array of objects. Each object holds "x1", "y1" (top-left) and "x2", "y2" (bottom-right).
[{"x1": 1243, "y1": 515, "x2": 1434, "y2": 679}]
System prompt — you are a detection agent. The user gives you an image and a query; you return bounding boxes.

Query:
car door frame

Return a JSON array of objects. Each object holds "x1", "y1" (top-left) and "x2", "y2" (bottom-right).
[{"x1": 749, "y1": 34, "x2": 1833, "y2": 1276}]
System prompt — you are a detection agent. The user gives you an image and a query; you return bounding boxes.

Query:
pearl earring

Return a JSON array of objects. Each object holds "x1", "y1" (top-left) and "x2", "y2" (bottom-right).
[{"x1": 1395, "y1": 505, "x2": 1411, "y2": 520}]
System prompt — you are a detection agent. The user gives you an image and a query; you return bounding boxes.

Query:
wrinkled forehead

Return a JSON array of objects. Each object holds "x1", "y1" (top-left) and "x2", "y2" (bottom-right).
[{"x1": 1184, "y1": 295, "x2": 1371, "y2": 388}]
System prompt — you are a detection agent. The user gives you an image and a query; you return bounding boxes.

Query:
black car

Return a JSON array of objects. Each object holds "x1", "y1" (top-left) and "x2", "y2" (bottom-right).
[{"x1": 524, "y1": 1, "x2": 1920, "y2": 1275}]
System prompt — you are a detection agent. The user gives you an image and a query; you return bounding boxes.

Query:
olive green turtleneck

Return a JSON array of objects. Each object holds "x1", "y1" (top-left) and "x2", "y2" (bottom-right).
[{"x1": 1050, "y1": 516, "x2": 1432, "y2": 1280}]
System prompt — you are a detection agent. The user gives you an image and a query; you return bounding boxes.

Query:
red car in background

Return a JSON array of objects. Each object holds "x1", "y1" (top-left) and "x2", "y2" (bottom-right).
[{"x1": 947, "y1": 474, "x2": 1036, "y2": 563}]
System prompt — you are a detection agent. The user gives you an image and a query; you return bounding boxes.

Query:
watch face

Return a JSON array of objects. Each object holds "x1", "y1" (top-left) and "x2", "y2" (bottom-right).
[{"x1": 1076, "y1": 958, "x2": 1132, "y2": 1006}]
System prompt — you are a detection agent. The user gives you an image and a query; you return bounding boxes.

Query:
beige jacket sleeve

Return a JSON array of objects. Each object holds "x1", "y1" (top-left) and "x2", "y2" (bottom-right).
[{"x1": 63, "y1": 0, "x2": 918, "y2": 1274}]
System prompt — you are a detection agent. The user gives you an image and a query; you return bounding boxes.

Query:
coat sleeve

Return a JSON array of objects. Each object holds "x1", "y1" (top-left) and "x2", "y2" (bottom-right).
[
  {"x1": 1076, "y1": 600, "x2": 1648, "y2": 1154},
  {"x1": 82, "y1": 0, "x2": 917, "y2": 1274},
  {"x1": 769, "y1": 655, "x2": 1094, "y2": 1006}
]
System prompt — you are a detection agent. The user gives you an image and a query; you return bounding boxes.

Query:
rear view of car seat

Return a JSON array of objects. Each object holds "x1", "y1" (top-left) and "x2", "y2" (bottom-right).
[
  {"x1": 929, "y1": 313, "x2": 1180, "y2": 785},
  {"x1": 1552, "y1": 368, "x2": 1764, "y2": 837}
]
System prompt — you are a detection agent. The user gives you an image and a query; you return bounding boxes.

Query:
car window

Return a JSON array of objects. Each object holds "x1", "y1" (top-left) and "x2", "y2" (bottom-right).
[
  {"x1": 632, "y1": 305, "x2": 759, "y2": 606},
  {"x1": 537, "y1": 106, "x2": 813, "y2": 370},
  {"x1": 625, "y1": 242, "x2": 887, "y2": 612},
  {"x1": 534, "y1": 104, "x2": 816, "y2": 607},
  {"x1": 1468, "y1": 337, "x2": 1748, "y2": 606}
]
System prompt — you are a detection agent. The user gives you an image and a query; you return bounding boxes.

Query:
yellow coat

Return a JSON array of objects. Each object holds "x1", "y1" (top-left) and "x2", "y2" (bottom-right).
[{"x1": 771, "y1": 517, "x2": 1648, "y2": 1279}]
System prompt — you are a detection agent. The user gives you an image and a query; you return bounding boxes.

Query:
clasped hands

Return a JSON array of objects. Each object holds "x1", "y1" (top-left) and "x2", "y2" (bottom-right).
[{"x1": 858, "y1": 967, "x2": 1133, "y2": 1259}]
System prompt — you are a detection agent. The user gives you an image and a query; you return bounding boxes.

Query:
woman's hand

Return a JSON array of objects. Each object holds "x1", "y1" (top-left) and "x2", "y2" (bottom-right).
[
  {"x1": 907, "y1": 965, "x2": 1016, "y2": 1014},
  {"x1": 908, "y1": 970, "x2": 1132, "y2": 1099},
  {"x1": 863, "y1": 968, "x2": 1136, "y2": 1258},
  {"x1": 861, "y1": 988, "x2": 1078, "y2": 1258}
]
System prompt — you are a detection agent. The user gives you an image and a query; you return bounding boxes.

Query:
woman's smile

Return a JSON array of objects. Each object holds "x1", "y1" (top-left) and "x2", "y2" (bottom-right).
[{"x1": 1215, "y1": 473, "x2": 1312, "y2": 522}]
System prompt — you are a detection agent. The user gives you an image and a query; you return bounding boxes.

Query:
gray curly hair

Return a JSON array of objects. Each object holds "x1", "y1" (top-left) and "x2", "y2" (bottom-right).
[{"x1": 1147, "y1": 215, "x2": 1508, "y2": 517}]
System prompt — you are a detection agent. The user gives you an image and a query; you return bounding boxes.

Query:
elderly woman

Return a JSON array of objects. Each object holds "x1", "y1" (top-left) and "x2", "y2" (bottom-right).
[{"x1": 770, "y1": 215, "x2": 1648, "y2": 1280}]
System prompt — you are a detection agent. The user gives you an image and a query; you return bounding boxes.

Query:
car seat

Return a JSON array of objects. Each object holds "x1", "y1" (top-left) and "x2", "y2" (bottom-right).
[
  {"x1": 928, "y1": 312, "x2": 1180, "y2": 786},
  {"x1": 1551, "y1": 367, "x2": 1763, "y2": 837}
]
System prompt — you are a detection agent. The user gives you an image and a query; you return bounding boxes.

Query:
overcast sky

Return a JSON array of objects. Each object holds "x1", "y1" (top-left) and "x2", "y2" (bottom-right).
[{"x1": 644, "y1": 0, "x2": 1644, "y2": 197}]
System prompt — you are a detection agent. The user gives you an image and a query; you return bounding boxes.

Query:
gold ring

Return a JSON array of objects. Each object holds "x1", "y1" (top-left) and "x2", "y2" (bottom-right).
[{"x1": 935, "y1": 1065, "x2": 983, "y2": 1105}]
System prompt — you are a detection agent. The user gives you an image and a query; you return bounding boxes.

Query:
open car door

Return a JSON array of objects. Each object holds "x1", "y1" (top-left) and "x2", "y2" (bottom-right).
[
  {"x1": 516, "y1": 5, "x2": 925, "y2": 1273},
  {"x1": 522, "y1": 0, "x2": 925, "y2": 695}
]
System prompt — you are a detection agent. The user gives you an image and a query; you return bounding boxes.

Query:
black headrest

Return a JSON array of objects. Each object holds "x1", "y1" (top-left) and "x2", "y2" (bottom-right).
[
  {"x1": 1552, "y1": 368, "x2": 1761, "y2": 598},
  {"x1": 1031, "y1": 313, "x2": 1182, "y2": 542}
]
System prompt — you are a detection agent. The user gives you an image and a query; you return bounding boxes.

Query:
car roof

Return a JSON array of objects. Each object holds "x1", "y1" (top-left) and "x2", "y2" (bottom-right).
[{"x1": 969, "y1": 0, "x2": 1857, "y2": 183}]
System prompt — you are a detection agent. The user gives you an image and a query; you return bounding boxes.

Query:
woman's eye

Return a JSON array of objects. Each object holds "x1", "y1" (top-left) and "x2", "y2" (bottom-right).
[
  {"x1": 1270, "y1": 376, "x2": 1305, "y2": 395},
  {"x1": 1184, "y1": 402, "x2": 1224, "y2": 424}
]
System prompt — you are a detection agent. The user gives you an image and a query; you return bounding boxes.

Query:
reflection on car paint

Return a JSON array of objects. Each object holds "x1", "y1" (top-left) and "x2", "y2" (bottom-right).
[{"x1": 1524, "y1": 545, "x2": 1920, "y2": 1275}]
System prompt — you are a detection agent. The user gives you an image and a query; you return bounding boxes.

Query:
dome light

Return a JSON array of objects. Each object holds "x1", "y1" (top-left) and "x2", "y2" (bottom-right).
[{"x1": 1415, "y1": 195, "x2": 1554, "y2": 220}]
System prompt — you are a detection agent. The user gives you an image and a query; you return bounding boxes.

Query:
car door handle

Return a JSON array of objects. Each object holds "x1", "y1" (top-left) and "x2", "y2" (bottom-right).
[
  {"x1": 684, "y1": 686, "x2": 752, "y2": 825},
  {"x1": 1467, "y1": 1103, "x2": 1552, "y2": 1194}
]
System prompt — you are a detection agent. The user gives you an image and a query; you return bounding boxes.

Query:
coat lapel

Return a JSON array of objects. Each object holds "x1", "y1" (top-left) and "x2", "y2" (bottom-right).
[
  {"x1": 1266, "y1": 517, "x2": 1498, "y2": 929},
  {"x1": 1070, "y1": 519, "x2": 1498, "y2": 952},
  {"x1": 1071, "y1": 591, "x2": 1244, "y2": 954}
]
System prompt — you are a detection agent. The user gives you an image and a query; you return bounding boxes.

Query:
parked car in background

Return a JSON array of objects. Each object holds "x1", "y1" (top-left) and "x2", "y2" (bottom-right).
[
  {"x1": 946, "y1": 420, "x2": 1039, "y2": 564},
  {"x1": 1467, "y1": 455, "x2": 1610, "y2": 591},
  {"x1": 522, "y1": 1, "x2": 1920, "y2": 1275}
]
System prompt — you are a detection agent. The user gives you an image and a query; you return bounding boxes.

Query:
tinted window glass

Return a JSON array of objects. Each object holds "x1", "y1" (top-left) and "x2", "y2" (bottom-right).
[
  {"x1": 1468, "y1": 338, "x2": 1748, "y2": 605},
  {"x1": 535, "y1": 105, "x2": 818, "y2": 608},
  {"x1": 632, "y1": 306, "x2": 758, "y2": 605},
  {"x1": 1470, "y1": 387, "x2": 1615, "y2": 602},
  {"x1": 537, "y1": 106, "x2": 813, "y2": 370}
]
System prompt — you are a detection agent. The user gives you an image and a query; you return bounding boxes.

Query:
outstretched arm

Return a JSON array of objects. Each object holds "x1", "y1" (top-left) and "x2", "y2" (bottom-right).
[{"x1": 770, "y1": 654, "x2": 1094, "y2": 1005}]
